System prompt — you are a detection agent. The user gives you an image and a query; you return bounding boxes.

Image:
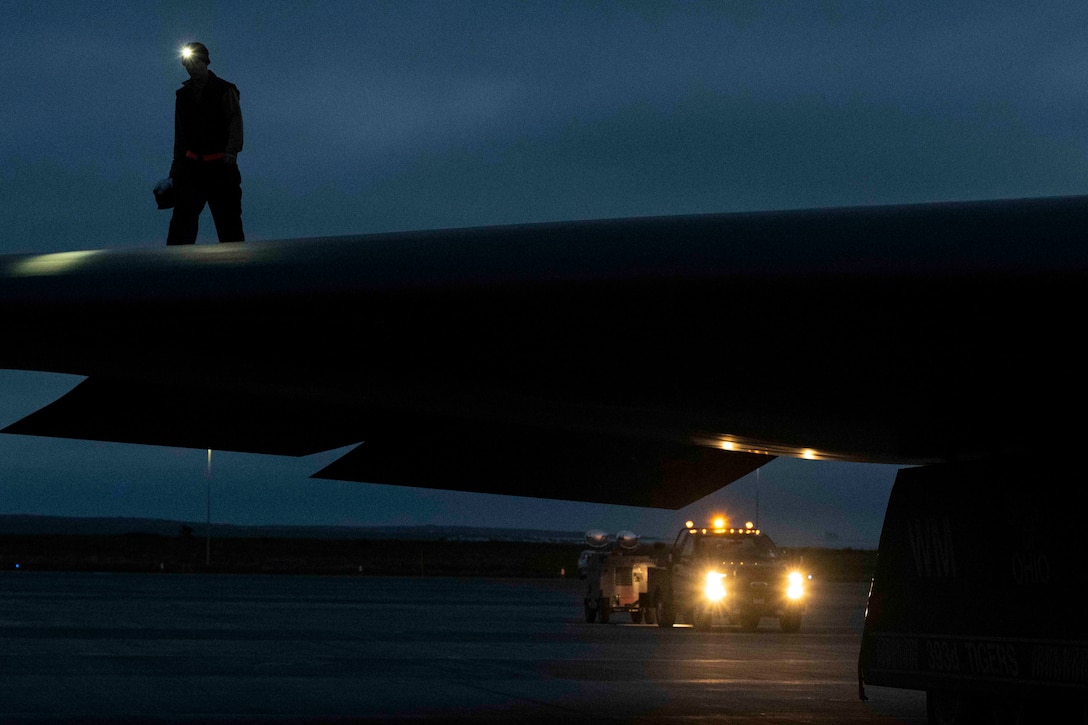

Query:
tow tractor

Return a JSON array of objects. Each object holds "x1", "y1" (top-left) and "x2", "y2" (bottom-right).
[
  {"x1": 581, "y1": 530, "x2": 657, "y2": 624},
  {"x1": 647, "y1": 517, "x2": 808, "y2": 631}
]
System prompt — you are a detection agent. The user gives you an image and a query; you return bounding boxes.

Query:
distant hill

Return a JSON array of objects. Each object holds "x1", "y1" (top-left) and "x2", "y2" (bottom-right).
[
  {"x1": 0, "y1": 514, "x2": 601, "y2": 544},
  {"x1": 0, "y1": 515, "x2": 873, "y2": 580}
]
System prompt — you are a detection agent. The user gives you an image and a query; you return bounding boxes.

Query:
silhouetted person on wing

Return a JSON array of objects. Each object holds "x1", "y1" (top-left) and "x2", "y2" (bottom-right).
[{"x1": 165, "y1": 42, "x2": 245, "y2": 245}]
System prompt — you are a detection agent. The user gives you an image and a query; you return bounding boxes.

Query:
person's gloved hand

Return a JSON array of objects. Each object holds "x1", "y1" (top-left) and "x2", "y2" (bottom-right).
[{"x1": 153, "y1": 177, "x2": 175, "y2": 209}]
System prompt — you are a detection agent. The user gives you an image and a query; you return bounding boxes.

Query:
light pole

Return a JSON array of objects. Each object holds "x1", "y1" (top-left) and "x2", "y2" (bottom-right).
[
  {"x1": 205, "y1": 449, "x2": 212, "y2": 566},
  {"x1": 755, "y1": 466, "x2": 760, "y2": 530}
]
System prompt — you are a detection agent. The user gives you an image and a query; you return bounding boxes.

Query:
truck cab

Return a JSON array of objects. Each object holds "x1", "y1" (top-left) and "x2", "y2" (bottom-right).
[{"x1": 648, "y1": 519, "x2": 807, "y2": 632}]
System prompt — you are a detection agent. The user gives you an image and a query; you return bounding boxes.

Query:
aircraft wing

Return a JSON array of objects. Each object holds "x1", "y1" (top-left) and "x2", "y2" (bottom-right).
[{"x1": 3, "y1": 195, "x2": 1087, "y2": 508}]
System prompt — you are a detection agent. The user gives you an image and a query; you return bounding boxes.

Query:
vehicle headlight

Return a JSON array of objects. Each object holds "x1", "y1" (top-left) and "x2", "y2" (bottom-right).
[
  {"x1": 704, "y1": 571, "x2": 726, "y2": 602},
  {"x1": 786, "y1": 571, "x2": 804, "y2": 600}
]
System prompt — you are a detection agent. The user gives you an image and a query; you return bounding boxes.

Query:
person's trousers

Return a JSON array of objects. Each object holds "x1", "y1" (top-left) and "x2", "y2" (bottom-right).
[{"x1": 167, "y1": 160, "x2": 245, "y2": 245}]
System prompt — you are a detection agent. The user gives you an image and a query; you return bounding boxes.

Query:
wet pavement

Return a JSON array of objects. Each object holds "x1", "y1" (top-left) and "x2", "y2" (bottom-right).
[{"x1": 0, "y1": 572, "x2": 926, "y2": 723}]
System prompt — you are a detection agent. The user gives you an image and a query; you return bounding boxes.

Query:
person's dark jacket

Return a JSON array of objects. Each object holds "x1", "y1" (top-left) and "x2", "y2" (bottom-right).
[{"x1": 171, "y1": 70, "x2": 243, "y2": 173}]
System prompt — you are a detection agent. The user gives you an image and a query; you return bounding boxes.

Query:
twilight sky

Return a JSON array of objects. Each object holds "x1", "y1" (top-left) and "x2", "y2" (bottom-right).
[{"x1": 2, "y1": 1, "x2": 1086, "y2": 546}]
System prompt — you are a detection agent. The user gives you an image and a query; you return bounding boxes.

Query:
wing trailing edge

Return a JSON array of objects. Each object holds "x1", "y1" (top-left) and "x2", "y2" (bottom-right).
[
  {"x1": 2, "y1": 377, "x2": 365, "y2": 456},
  {"x1": 4, "y1": 377, "x2": 771, "y2": 509},
  {"x1": 313, "y1": 422, "x2": 772, "y2": 509}
]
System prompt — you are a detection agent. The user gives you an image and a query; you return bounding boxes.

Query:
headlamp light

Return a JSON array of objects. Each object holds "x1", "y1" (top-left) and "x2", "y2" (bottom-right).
[
  {"x1": 181, "y1": 46, "x2": 194, "y2": 60},
  {"x1": 787, "y1": 571, "x2": 805, "y2": 600},
  {"x1": 704, "y1": 571, "x2": 726, "y2": 602}
]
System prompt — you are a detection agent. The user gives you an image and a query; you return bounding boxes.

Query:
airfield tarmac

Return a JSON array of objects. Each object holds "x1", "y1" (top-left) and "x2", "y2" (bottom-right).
[{"x1": 0, "y1": 572, "x2": 926, "y2": 724}]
